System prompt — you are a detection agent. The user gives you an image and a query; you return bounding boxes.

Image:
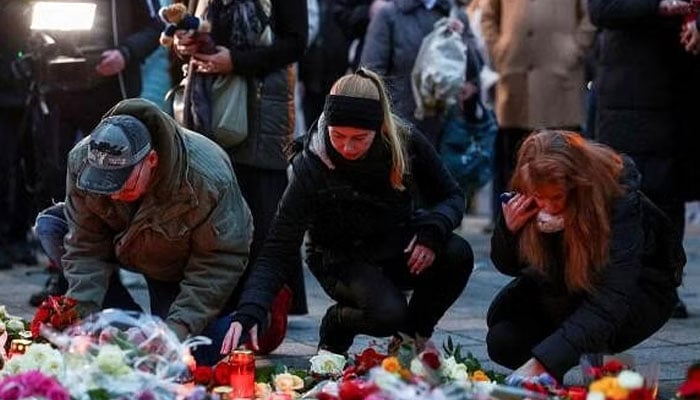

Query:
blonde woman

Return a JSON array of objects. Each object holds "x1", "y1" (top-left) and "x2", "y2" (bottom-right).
[
  {"x1": 487, "y1": 130, "x2": 684, "y2": 381},
  {"x1": 221, "y1": 68, "x2": 474, "y2": 355}
]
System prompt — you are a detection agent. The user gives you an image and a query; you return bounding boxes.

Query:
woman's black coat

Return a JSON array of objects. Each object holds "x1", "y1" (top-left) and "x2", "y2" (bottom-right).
[
  {"x1": 490, "y1": 159, "x2": 685, "y2": 376},
  {"x1": 235, "y1": 127, "x2": 465, "y2": 325}
]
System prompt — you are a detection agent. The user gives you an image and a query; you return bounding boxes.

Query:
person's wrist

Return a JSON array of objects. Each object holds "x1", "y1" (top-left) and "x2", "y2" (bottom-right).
[{"x1": 166, "y1": 320, "x2": 190, "y2": 341}]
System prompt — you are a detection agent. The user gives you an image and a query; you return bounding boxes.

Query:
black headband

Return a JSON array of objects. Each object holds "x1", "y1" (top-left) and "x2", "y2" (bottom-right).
[{"x1": 323, "y1": 95, "x2": 384, "y2": 131}]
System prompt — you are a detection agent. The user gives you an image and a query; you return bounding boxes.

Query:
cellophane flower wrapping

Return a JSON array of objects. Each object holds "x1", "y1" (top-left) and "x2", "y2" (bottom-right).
[{"x1": 39, "y1": 309, "x2": 211, "y2": 400}]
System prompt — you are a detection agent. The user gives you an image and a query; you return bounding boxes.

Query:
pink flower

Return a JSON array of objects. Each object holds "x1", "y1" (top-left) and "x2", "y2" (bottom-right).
[
  {"x1": 0, "y1": 381, "x2": 21, "y2": 400},
  {"x1": 46, "y1": 385, "x2": 71, "y2": 400},
  {"x1": 0, "y1": 371, "x2": 69, "y2": 400}
]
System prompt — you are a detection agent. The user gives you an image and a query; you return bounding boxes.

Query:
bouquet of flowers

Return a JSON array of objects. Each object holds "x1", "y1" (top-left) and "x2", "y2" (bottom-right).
[
  {"x1": 38, "y1": 309, "x2": 212, "y2": 400},
  {"x1": 0, "y1": 305, "x2": 30, "y2": 354},
  {"x1": 298, "y1": 336, "x2": 503, "y2": 400},
  {"x1": 30, "y1": 296, "x2": 80, "y2": 339},
  {"x1": 584, "y1": 359, "x2": 657, "y2": 400}
]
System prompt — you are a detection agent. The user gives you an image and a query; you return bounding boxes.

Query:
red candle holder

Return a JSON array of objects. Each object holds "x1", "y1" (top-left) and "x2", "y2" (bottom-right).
[{"x1": 228, "y1": 349, "x2": 255, "y2": 399}]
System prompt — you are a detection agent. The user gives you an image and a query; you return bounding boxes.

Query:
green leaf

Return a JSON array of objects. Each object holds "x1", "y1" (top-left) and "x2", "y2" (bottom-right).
[
  {"x1": 87, "y1": 388, "x2": 111, "y2": 400},
  {"x1": 255, "y1": 365, "x2": 278, "y2": 383}
]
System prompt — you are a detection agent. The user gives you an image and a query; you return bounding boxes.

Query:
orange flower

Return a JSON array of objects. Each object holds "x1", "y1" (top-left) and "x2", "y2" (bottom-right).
[
  {"x1": 382, "y1": 357, "x2": 401, "y2": 373},
  {"x1": 472, "y1": 370, "x2": 490, "y2": 382}
]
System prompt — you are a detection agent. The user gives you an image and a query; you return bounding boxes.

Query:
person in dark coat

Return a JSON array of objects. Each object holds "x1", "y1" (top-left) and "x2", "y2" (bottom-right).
[
  {"x1": 299, "y1": 0, "x2": 352, "y2": 127},
  {"x1": 487, "y1": 130, "x2": 685, "y2": 382},
  {"x1": 174, "y1": 0, "x2": 310, "y2": 316},
  {"x1": 0, "y1": 1, "x2": 35, "y2": 269},
  {"x1": 588, "y1": 0, "x2": 700, "y2": 318},
  {"x1": 220, "y1": 69, "x2": 474, "y2": 355},
  {"x1": 332, "y1": 0, "x2": 373, "y2": 70},
  {"x1": 360, "y1": 0, "x2": 482, "y2": 145}
]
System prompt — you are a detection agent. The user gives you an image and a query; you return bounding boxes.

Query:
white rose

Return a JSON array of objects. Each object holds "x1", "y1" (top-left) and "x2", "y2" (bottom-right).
[
  {"x1": 40, "y1": 354, "x2": 65, "y2": 378},
  {"x1": 410, "y1": 358, "x2": 427, "y2": 377},
  {"x1": 617, "y1": 370, "x2": 644, "y2": 390},
  {"x1": 5, "y1": 319, "x2": 24, "y2": 332},
  {"x1": 309, "y1": 349, "x2": 346, "y2": 375},
  {"x1": 25, "y1": 343, "x2": 57, "y2": 366},
  {"x1": 96, "y1": 344, "x2": 130, "y2": 376},
  {"x1": 273, "y1": 373, "x2": 304, "y2": 393},
  {"x1": 0, "y1": 305, "x2": 8, "y2": 319},
  {"x1": 2, "y1": 357, "x2": 23, "y2": 375},
  {"x1": 442, "y1": 356, "x2": 469, "y2": 381},
  {"x1": 587, "y1": 391, "x2": 606, "y2": 400}
]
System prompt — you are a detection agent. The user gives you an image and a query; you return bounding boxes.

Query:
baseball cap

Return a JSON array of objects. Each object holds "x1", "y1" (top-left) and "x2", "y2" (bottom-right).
[{"x1": 77, "y1": 115, "x2": 152, "y2": 194}]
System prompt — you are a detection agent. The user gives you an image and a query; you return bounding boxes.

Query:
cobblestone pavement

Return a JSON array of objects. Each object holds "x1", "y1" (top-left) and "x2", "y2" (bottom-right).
[{"x1": 1, "y1": 215, "x2": 698, "y2": 398}]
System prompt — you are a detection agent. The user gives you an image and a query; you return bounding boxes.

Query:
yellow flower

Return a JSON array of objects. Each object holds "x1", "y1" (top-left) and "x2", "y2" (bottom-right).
[
  {"x1": 471, "y1": 370, "x2": 490, "y2": 382},
  {"x1": 273, "y1": 373, "x2": 304, "y2": 394},
  {"x1": 398, "y1": 368, "x2": 413, "y2": 380},
  {"x1": 606, "y1": 386, "x2": 629, "y2": 400},
  {"x1": 382, "y1": 357, "x2": 401, "y2": 373},
  {"x1": 590, "y1": 376, "x2": 620, "y2": 393},
  {"x1": 255, "y1": 382, "x2": 272, "y2": 399}
]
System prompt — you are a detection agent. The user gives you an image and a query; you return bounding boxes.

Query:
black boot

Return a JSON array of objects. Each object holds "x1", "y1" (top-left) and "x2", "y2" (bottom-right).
[
  {"x1": 0, "y1": 250, "x2": 11, "y2": 270},
  {"x1": 29, "y1": 269, "x2": 68, "y2": 306},
  {"x1": 318, "y1": 305, "x2": 354, "y2": 356},
  {"x1": 672, "y1": 299, "x2": 689, "y2": 319}
]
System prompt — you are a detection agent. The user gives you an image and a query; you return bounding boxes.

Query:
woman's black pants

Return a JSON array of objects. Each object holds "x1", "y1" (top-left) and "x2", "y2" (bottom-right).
[
  {"x1": 486, "y1": 276, "x2": 675, "y2": 380},
  {"x1": 309, "y1": 233, "x2": 474, "y2": 353}
]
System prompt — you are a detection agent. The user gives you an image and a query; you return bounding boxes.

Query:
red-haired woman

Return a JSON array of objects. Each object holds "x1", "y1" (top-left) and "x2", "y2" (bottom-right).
[{"x1": 487, "y1": 130, "x2": 685, "y2": 381}]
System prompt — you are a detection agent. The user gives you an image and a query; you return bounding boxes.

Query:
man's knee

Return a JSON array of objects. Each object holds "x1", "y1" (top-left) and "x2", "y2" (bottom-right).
[{"x1": 34, "y1": 203, "x2": 68, "y2": 266}]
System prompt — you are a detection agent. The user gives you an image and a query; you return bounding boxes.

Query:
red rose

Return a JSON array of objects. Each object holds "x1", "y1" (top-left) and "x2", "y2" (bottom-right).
[
  {"x1": 421, "y1": 352, "x2": 441, "y2": 370},
  {"x1": 213, "y1": 362, "x2": 232, "y2": 386},
  {"x1": 678, "y1": 380, "x2": 700, "y2": 398},
  {"x1": 602, "y1": 360, "x2": 625, "y2": 375},
  {"x1": 628, "y1": 388, "x2": 655, "y2": 400},
  {"x1": 523, "y1": 381, "x2": 548, "y2": 394},
  {"x1": 567, "y1": 386, "x2": 587, "y2": 400},
  {"x1": 338, "y1": 380, "x2": 377, "y2": 400},
  {"x1": 355, "y1": 348, "x2": 387, "y2": 371},
  {"x1": 687, "y1": 364, "x2": 700, "y2": 383},
  {"x1": 193, "y1": 366, "x2": 213, "y2": 385}
]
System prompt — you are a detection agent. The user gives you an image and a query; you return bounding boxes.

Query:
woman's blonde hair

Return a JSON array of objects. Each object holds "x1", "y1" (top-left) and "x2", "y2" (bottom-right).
[
  {"x1": 330, "y1": 68, "x2": 409, "y2": 190},
  {"x1": 511, "y1": 130, "x2": 625, "y2": 293}
]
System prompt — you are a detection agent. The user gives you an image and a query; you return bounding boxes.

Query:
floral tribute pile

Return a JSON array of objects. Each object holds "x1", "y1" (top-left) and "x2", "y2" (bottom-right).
[
  {"x1": 0, "y1": 297, "x2": 699, "y2": 400},
  {"x1": 0, "y1": 297, "x2": 211, "y2": 400},
  {"x1": 209, "y1": 336, "x2": 508, "y2": 400}
]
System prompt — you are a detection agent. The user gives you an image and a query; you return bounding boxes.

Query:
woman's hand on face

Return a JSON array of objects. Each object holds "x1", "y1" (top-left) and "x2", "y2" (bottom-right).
[
  {"x1": 405, "y1": 235, "x2": 436, "y2": 275},
  {"x1": 502, "y1": 193, "x2": 539, "y2": 233},
  {"x1": 681, "y1": 22, "x2": 700, "y2": 55},
  {"x1": 509, "y1": 357, "x2": 548, "y2": 379},
  {"x1": 220, "y1": 321, "x2": 259, "y2": 355},
  {"x1": 192, "y1": 46, "x2": 233, "y2": 74},
  {"x1": 173, "y1": 31, "x2": 198, "y2": 57}
]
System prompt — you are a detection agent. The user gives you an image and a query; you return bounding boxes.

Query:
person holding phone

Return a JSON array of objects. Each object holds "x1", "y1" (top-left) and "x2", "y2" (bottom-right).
[{"x1": 487, "y1": 130, "x2": 685, "y2": 382}]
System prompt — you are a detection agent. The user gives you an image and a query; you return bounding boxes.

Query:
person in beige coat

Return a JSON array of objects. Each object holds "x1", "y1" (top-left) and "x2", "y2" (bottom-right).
[{"x1": 481, "y1": 0, "x2": 595, "y2": 224}]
